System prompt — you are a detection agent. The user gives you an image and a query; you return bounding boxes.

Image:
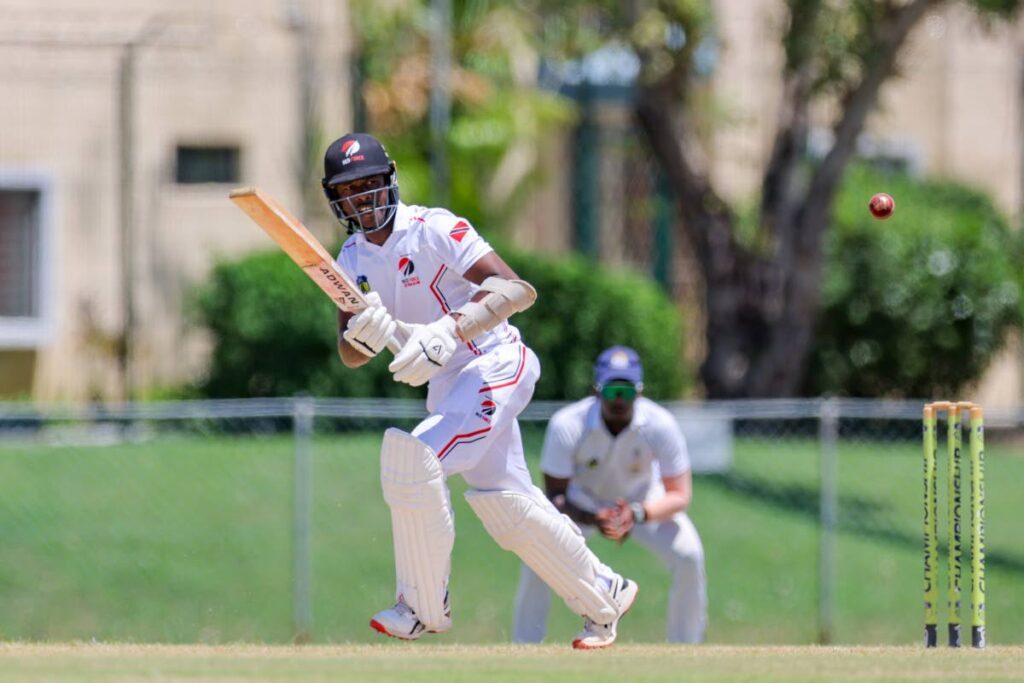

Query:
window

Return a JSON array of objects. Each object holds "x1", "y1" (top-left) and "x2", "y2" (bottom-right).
[
  {"x1": 0, "y1": 172, "x2": 53, "y2": 347},
  {"x1": 175, "y1": 145, "x2": 241, "y2": 184},
  {"x1": 0, "y1": 190, "x2": 39, "y2": 317}
]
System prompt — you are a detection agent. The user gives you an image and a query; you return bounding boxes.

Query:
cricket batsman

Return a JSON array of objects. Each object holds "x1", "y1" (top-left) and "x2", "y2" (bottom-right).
[{"x1": 323, "y1": 132, "x2": 637, "y2": 649}]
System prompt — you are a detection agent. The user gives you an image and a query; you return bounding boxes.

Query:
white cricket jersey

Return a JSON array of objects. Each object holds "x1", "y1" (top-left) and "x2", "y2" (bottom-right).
[
  {"x1": 335, "y1": 202, "x2": 521, "y2": 374},
  {"x1": 540, "y1": 396, "x2": 690, "y2": 510}
]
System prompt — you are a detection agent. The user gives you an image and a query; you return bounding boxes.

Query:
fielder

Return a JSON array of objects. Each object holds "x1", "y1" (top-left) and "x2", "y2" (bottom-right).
[
  {"x1": 513, "y1": 346, "x2": 707, "y2": 643},
  {"x1": 323, "y1": 132, "x2": 637, "y2": 649}
]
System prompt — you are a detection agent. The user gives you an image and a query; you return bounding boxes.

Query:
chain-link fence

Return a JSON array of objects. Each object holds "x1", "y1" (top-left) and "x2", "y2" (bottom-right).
[{"x1": 1, "y1": 398, "x2": 1021, "y2": 645}]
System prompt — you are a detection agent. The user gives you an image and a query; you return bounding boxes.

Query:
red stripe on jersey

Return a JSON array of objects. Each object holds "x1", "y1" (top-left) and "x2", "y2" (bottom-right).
[
  {"x1": 438, "y1": 426, "x2": 492, "y2": 460},
  {"x1": 431, "y1": 266, "x2": 482, "y2": 356},
  {"x1": 429, "y1": 266, "x2": 451, "y2": 313}
]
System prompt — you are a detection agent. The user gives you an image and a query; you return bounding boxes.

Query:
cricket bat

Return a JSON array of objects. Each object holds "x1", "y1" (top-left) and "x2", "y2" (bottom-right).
[{"x1": 229, "y1": 187, "x2": 401, "y2": 353}]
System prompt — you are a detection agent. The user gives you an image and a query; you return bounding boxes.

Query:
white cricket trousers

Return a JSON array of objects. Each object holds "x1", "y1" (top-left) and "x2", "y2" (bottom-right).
[
  {"x1": 513, "y1": 512, "x2": 707, "y2": 643},
  {"x1": 413, "y1": 341, "x2": 542, "y2": 494}
]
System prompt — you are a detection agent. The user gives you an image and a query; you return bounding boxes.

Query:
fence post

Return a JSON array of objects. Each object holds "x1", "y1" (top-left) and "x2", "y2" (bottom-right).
[
  {"x1": 818, "y1": 398, "x2": 839, "y2": 644},
  {"x1": 292, "y1": 395, "x2": 314, "y2": 643}
]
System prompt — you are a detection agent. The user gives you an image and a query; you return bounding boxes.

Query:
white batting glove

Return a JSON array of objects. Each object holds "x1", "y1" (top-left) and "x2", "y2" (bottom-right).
[
  {"x1": 388, "y1": 316, "x2": 458, "y2": 386},
  {"x1": 343, "y1": 292, "x2": 397, "y2": 358}
]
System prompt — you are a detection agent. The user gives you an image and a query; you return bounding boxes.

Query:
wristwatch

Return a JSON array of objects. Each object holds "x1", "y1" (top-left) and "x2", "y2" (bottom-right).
[{"x1": 629, "y1": 501, "x2": 647, "y2": 524}]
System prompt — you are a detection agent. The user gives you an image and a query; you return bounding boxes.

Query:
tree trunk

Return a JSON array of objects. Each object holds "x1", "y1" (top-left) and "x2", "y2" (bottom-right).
[{"x1": 637, "y1": 82, "x2": 803, "y2": 398}]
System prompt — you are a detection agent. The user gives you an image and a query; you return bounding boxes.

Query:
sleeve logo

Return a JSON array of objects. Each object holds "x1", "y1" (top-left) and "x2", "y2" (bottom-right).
[{"x1": 448, "y1": 220, "x2": 471, "y2": 243}]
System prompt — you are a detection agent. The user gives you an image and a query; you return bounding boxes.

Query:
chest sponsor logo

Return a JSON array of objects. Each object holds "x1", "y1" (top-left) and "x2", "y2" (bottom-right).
[
  {"x1": 629, "y1": 448, "x2": 645, "y2": 473},
  {"x1": 397, "y1": 256, "x2": 420, "y2": 287},
  {"x1": 356, "y1": 275, "x2": 371, "y2": 294},
  {"x1": 449, "y1": 220, "x2": 471, "y2": 243}
]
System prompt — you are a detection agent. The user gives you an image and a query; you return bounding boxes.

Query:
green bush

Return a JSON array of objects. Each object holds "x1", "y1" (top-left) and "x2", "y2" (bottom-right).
[
  {"x1": 190, "y1": 246, "x2": 686, "y2": 400},
  {"x1": 805, "y1": 165, "x2": 1022, "y2": 398},
  {"x1": 190, "y1": 251, "x2": 421, "y2": 400},
  {"x1": 502, "y1": 250, "x2": 686, "y2": 400}
]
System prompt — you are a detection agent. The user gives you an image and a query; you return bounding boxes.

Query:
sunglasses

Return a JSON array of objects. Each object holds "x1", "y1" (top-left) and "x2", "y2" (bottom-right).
[{"x1": 599, "y1": 383, "x2": 638, "y2": 401}]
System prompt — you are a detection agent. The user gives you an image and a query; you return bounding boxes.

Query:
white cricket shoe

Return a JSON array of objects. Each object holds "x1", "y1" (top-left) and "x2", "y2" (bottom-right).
[
  {"x1": 571, "y1": 576, "x2": 639, "y2": 650},
  {"x1": 369, "y1": 594, "x2": 451, "y2": 641}
]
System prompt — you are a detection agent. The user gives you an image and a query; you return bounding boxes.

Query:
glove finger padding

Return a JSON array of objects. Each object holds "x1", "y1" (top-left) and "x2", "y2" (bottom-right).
[
  {"x1": 359, "y1": 306, "x2": 395, "y2": 347},
  {"x1": 344, "y1": 292, "x2": 394, "y2": 357},
  {"x1": 343, "y1": 328, "x2": 378, "y2": 357},
  {"x1": 388, "y1": 317, "x2": 458, "y2": 386},
  {"x1": 362, "y1": 314, "x2": 397, "y2": 352}
]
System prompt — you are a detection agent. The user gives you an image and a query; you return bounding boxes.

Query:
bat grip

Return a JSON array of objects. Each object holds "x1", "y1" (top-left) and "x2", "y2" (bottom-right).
[{"x1": 386, "y1": 337, "x2": 402, "y2": 355}]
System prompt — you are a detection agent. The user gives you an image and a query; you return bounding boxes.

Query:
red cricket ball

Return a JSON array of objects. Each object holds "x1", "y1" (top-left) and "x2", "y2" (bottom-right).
[{"x1": 869, "y1": 192, "x2": 895, "y2": 220}]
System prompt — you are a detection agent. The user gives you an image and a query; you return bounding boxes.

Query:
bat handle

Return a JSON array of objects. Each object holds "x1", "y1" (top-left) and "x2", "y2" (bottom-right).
[{"x1": 385, "y1": 320, "x2": 412, "y2": 355}]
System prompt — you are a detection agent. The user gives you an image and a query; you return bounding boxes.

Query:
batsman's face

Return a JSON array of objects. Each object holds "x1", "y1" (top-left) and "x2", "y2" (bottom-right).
[{"x1": 334, "y1": 175, "x2": 390, "y2": 229}]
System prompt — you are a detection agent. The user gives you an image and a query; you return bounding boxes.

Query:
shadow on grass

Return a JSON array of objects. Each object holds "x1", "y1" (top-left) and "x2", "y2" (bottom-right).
[{"x1": 702, "y1": 472, "x2": 1024, "y2": 573}]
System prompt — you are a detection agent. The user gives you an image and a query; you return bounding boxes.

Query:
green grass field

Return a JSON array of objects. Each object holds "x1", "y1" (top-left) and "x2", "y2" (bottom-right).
[
  {"x1": 2, "y1": 644, "x2": 1023, "y2": 682},
  {"x1": 0, "y1": 426, "x2": 1022, "y2": 646}
]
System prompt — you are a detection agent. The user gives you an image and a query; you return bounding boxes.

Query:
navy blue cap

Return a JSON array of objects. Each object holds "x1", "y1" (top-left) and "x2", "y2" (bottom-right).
[{"x1": 594, "y1": 346, "x2": 643, "y2": 388}]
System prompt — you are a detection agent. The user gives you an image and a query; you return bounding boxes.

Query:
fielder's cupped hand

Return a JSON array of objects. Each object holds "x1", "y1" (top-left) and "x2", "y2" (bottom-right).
[
  {"x1": 388, "y1": 316, "x2": 458, "y2": 386},
  {"x1": 344, "y1": 292, "x2": 397, "y2": 357},
  {"x1": 595, "y1": 498, "x2": 634, "y2": 543}
]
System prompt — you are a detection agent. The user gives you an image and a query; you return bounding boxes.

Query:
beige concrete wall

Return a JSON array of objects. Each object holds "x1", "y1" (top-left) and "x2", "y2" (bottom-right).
[
  {"x1": 0, "y1": 0, "x2": 353, "y2": 400},
  {"x1": 708, "y1": 0, "x2": 786, "y2": 202}
]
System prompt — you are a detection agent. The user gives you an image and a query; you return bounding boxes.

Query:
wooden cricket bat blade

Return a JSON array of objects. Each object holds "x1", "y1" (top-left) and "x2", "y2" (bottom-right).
[{"x1": 229, "y1": 186, "x2": 368, "y2": 314}]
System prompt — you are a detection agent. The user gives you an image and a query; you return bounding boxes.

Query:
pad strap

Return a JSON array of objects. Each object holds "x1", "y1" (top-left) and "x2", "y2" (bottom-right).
[{"x1": 455, "y1": 277, "x2": 537, "y2": 342}]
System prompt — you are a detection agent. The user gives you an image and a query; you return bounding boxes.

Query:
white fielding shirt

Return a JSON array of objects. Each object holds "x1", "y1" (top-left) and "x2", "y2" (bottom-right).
[
  {"x1": 540, "y1": 396, "x2": 691, "y2": 511},
  {"x1": 335, "y1": 202, "x2": 521, "y2": 374}
]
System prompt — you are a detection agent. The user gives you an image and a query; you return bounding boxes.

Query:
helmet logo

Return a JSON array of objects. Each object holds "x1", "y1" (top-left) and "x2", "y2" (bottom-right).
[
  {"x1": 609, "y1": 351, "x2": 631, "y2": 369},
  {"x1": 340, "y1": 139, "x2": 365, "y2": 166}
]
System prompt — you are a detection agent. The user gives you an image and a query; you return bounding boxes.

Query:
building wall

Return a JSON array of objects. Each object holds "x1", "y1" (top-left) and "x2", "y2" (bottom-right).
[{"x1": 0, "y1": 0, "x2": 353, "y2": 401}]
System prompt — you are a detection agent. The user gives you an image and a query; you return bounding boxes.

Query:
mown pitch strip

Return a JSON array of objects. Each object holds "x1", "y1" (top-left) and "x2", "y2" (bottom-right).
[{"x1": 1, "y1": 644, "x2": 1022, "y2": 683}]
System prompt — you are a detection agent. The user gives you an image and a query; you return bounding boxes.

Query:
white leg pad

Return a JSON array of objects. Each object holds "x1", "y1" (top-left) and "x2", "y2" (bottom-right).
[
  {"x1": 380, "y1": 428, "x2": 454, "y2": 631},
  {"x1": 464, "y1": 490, "x2": 618, "y2": 624}
]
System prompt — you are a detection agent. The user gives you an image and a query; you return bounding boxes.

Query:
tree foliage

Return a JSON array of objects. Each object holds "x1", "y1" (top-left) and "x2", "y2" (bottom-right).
[
  {"x1": 518, "y1": 0, "x2": 1023, "y2": 397},
  {"x1": 351, "y1": 0, "x2": 574, "y2": 232},
  {"x1": 345, "y1": 0, "x2": 1023, "y2": 398},
  {"x1": 808, "y1": 165, "x2": 1022, "y2": 397}
]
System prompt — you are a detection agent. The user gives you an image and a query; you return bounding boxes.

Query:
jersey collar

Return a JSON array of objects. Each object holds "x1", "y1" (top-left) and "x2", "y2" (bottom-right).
[{"x1": 353, "y1": 201, "x2": 411, "y2": 251}]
